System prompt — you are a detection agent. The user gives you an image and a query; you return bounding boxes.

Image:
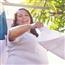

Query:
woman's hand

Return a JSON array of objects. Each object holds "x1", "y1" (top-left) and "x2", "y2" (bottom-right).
[{"x1": 31, "y1": 22, "x2": 44, "y2": 29}]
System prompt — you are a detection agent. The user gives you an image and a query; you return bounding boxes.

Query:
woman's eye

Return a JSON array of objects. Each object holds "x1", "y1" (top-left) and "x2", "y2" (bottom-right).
[
  {"x1": 18, "y1": 15, "x2": 22, "y2": 17},
  {"x1": 25, "y1": 15, "x2": 29, "y2": 16}
]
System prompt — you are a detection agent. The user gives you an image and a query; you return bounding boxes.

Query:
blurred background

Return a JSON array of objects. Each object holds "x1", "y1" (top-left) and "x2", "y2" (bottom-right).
[{"x1": 0, "y1": 0, "x2": 65, "y2": 32}]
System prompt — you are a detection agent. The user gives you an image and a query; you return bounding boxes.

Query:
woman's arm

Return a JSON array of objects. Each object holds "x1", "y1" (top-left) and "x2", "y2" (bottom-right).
[
  {"x1": 9, "y1": 24, "x2": 32, "y2": 41},
  {"x1": 9, "y1": 22, "x2": 43, "y2": 41}
]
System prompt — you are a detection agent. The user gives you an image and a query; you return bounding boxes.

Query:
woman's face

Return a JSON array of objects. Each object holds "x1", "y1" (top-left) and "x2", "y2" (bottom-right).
[{"x1": 16, "y1": 10, "x2": 31, "y2": 25}]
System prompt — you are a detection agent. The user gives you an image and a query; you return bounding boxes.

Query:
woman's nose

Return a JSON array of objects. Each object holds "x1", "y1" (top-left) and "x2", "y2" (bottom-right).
[{"x1": 22, "y1": 15, "x2": 26, "y2": 19}]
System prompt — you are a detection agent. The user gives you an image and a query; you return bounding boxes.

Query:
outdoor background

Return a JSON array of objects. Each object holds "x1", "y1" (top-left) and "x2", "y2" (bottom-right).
[{"x1": 1, "y1": 0, "x2": 65, "y2": 33}]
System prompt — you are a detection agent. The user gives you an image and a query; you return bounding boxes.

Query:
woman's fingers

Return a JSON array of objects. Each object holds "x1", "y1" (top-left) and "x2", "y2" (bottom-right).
[
  {"x1": 31, "y1": 22, "x2": 44, "y2": 29},
  {"x1": 35, "y1": 22, "x2": 44, "y2": 28}
]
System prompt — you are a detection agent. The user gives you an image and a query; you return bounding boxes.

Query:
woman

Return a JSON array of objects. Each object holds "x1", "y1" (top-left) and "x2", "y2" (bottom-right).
[{"x1": 6, "y1": 8, "x2": 48, "y2": 65}]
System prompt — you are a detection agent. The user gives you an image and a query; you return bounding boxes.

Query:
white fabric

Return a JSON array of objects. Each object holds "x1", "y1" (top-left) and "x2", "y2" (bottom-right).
[
  {"x1": 6, "y1": 32, "x2": 48, "y2": 65},
  {"x1": 0, "y1": 39, "x2": 6, "y2": 55},
  {"x1": 0, "y1": 39, "x2": 7, "y2": 65},
  {"x1": 37, "y1": 27, "x2": 65, "y2": 59},
  {"x1": 37, "y1": 27, "x2": 64, "y2": 42}
]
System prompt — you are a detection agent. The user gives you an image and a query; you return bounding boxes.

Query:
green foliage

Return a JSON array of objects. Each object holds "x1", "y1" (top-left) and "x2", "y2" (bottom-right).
[{"x1": 22, "y1": 0, "x2": 65, "y2": 32}]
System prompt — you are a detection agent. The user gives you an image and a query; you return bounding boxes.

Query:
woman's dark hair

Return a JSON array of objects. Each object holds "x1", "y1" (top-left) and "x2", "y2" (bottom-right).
[{"x1": 12, "y1": 8, "x2": 38, "y2": 37}]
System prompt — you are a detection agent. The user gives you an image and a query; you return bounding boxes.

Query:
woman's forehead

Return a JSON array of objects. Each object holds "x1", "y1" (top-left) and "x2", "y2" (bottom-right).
[{"x1": 17, "y1": 10, "x2": 29, "y2": 15}]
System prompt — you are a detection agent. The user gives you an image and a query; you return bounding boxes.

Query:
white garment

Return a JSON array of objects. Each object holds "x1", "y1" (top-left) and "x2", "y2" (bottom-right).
[{"x1": 6, "y1": 32, "x2": 48, "y2": 65}]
